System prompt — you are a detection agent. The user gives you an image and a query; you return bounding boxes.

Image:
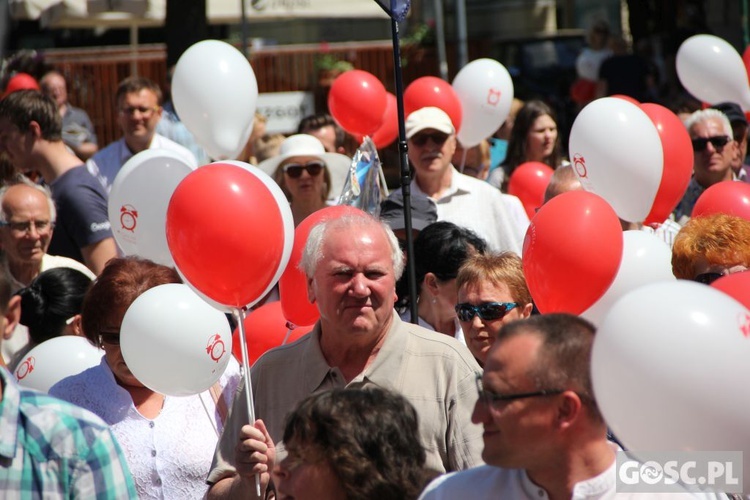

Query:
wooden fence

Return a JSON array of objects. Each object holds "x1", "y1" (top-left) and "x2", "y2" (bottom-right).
[{"x1": 42, "y1": 41, "x2": 451, "y2": 147}]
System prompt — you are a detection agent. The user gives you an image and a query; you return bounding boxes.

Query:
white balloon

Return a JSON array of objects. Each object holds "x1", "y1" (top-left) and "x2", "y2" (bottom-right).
[
  {"x1": 581, "y1": 230, "x2": 675, "y2": 326},
  {"x1": 676, "y1": 34, "x2": 750, "y2": 111},
  {"x1": 453, "y1": 58, "x2": 514, "y2": 148},
  {"x1": 108, "y1": 149, "x2": 196, "y2": 267},
  {"x1": 172, "y1": 40, "x2": 258, "y2": 160},
  {"x1": 120, "y1": 284, "x2": 233, "y2": 396},
  {"x1": 592, "y1": 281, "x2": 750, "y2": 492},
  {"x1": 14, "y1": 337, "x2": 104, "y2": 393},
  {"x1": 568, "y1": 97, "x2": 663, "y2": 222}
]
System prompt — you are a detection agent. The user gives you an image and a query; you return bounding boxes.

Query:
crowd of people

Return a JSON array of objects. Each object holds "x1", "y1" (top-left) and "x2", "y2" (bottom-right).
[{"x1": 0, "y1": 30, "x2": 748, "y2": 498}]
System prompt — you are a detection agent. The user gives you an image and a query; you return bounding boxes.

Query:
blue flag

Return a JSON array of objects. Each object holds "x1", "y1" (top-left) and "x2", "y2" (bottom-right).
[{"x1": 374, "y1": 0, "x2": 410, "y2": 22}]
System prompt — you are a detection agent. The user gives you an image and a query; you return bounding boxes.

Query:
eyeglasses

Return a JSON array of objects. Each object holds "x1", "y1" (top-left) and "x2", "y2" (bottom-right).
[
  {"x1": 411, "y1": 132, "x2": 449, "y2": 147},
  {"x1": 693, "y1": 272, "x2": 724, "y2": 285},
  {"x1": 691, "y1": 136, "x2": 730, "y2": 152},
  {"x1": 475, "y1": 374, "x2": 563, "y2": 409},
  {"x1": 693, "y1": 266, "x2": 748, "y2": 285},
  {"x1": 119, "y1": 106, "x2": 160, "y2": 118},
  {"x1": 282, "y1": 161, "x2": 325, "y2": 178},
  {"x1": 0, "y1": 219, "x2": 54, "y2": 235},
  {"x1": 99, "y1": 332, "x2": 120, "y2": 347},
  {"x1": 455, "y1": 302, "x2": 518, "y2": 322}
]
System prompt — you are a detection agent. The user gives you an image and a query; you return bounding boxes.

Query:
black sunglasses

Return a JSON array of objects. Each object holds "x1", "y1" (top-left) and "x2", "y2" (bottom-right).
[
  {"x1": 99, "y1": 332, "x2": 120, "y2": 346},
  {"x1": 693, "y1": 272, "x2": 724, "y2": 285},
  {"x1": 411, "y1": 132, "x2": 449, "y2": 147},
  {"x1": 691, "y1": 136, "x2": 730, "y2": 152},
  {"x1": 283, "y1": 161, "x2": 325, "y2": 178},
  {"x1": 475, "y1": 374, "x2": 563, "y2": 408},
  {"x1": 455, "y1": 302, "x2": 518, "y2": 322}
]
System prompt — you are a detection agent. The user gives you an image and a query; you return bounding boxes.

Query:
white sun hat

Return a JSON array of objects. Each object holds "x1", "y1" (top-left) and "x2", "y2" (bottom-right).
[{"x1": 258, "y1": 134, "x2": 352, "y2": 201}]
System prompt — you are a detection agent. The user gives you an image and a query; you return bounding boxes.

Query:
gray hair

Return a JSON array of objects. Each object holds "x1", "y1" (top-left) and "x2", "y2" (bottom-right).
[
  {"x1": 300, "y1": 213, "x2": 405, "y2": 280},
  {"x1": 684, "y1": 108, "x2": 733, "y2": 138},
  {"x1": 0, "y1": 177, "x2": 57, "y2": 223}
]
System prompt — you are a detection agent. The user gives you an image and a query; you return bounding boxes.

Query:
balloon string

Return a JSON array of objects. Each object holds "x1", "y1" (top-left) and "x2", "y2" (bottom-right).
[
  {"x1": 282, "y1": 322, "x2": 295, "y2": 345},
  {"x1": 198, "y1": 391, "x2": 220, "y2": 438},
  {"x1": 234, "y1": 307, "x2": 261, "y2": 498}
]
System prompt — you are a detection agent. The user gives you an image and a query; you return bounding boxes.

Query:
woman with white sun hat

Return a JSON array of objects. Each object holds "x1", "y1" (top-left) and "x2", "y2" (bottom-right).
[{"x1": 258, "y1": 134, "x2": 351, "y2": 226}]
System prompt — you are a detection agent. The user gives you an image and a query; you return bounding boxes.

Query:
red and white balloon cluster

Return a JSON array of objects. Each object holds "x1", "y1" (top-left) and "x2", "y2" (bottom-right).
[{"x1": 327, "y1": 58, "x2": 515, "y2": 149}]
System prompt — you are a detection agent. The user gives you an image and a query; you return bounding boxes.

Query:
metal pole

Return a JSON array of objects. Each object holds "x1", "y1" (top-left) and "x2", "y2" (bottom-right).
[
  {"x1": 130, "y1": 23, "x2": 138, "y2": 76},
  {"x1": 433, "y1": 0, "x2": 449, "y2": 80},
  {"x1": 390, "y1": 18, "x2": 419, "y2": 325},
  {"x1": 240, "y1": 0, "x2": 249, "y2": 57},
  {"x1": 455, "y1": 0, "x2": 468, "y2": 70}
]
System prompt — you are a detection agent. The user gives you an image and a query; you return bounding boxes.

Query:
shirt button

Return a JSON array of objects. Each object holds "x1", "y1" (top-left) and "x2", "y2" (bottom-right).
[
  {"x1": 149, "y1": 422, "x2": 155, "y2": 428},
  {"x1": 151, "y1": 450, "x2": 157, "y2": 457},
  {"x1": 156, "y1": 478, "x2": 162, "y2": 486}
]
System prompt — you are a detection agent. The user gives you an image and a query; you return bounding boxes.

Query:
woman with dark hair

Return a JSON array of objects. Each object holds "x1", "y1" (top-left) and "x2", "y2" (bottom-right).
[
  {"x1": 8, "y1": 267, "x2": 92, "y2": 370},
  {"x1": 273, "y1": 386, "x2": 436, "y2": 500},
  {"x1": 488, "y1": 100, "x2": 563, "y2": 191},
  {"x1": 49, "y1": 257, "x2": 240, "y2": 499},
  {"x1": 402, "y1": 221, "x2": 488, "y2": 341}
]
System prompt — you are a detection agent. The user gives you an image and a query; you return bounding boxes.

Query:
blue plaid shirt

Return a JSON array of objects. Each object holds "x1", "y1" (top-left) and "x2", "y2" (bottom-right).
[{"x1": 0, "y1": 367, "x2": 137, "y2": 498}]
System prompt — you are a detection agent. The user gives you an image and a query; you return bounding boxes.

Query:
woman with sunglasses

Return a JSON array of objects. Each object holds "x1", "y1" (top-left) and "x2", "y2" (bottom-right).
[
  {"x1": 455, "y1": 252, "x2": 533, "y2": 365},
  {"x1": 404, "y1": 221, "x2": 488, "y2": 341},
  {"x1": 49, "y1": 257, "x2": 240, "y2": 499},
  {"x1": 671, "y1": 213, "x2": 750, "y2": 283},
  {"x1": 259, "y1": 134, "x2": 350, "y2": 227}
]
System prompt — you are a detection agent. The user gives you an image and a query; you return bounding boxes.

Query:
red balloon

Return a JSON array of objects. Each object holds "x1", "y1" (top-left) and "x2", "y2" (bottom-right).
[
  {"x1": 743, "y1": 45, "x2": 750, "y2": 85},
  {"x1": 166, "y1": 163, "x2": 292, "y2": 308},
  {"x1": 570, "y1": 79, "x2": 596, "y2": 104},
  {"x1": 353, "y1": 92, "x2": 399, "y2": 149},
  {"x1": 712, "y1": 271, "x2": 750, "y2": 311},
  {"x1": 232, "y1": 302, "x2": 313, "y2": 365},
  {"x1": 508, "y1": 162, "x2": 554, "y2": 219},
  {"x1": 328, "y1": 70, "x2": 387, "y2": 137},
  {"x1": 522, "y1": 190, "x2": 623, "y2": 314},
  {"x1": 640, "y1": 103, "x2": 694, "y2": 225},
  {"x1": 4, "y1": 73, "x2": 40, "y2": 96},
  {"x1": 404, "y1": 76, "x2": 462, "y2": 132},
  {"x1": 692, "y1": 181, "x2": 750, "y2": 221},
  {"x1": 610, "y1": 94, "x2": 640, "y2": 105},
  {"x1": 279, "y1": 205, "x2": 364, "y2": 326}
]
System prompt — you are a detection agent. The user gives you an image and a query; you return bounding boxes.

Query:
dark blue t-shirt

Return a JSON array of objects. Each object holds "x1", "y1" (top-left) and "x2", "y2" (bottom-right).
[{"x1": 48, "y1": 166, "x2": 112, "y2": 264}]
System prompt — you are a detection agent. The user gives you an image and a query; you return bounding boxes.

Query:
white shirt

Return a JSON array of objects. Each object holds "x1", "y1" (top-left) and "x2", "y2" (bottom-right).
[
  {"x1": 86, "y1": 133, "x2": 197, "y2": 192},
  {"x1": 399, "y1": 310, "x2": 466, "y2": 345},
  {"x1": 412, "y1": 168, "x2": 527, "y2": 254},
  {"x1": 419, "y1": 443, "x2": 726, "y2": 500},
  {"x1": 50, "y1": 357, "x2": 240, "y2": 500}
]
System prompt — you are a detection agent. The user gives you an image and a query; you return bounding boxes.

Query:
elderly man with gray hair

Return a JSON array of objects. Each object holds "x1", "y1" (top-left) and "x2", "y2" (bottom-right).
[
  {"x1": 673, "y1": 108, "x2": 739, "y2": 224},
  {"x1": 0, "y1": 178, "x2": 94, "y2": 364},
  {"x1": 206, "y1": 211, "x2": 483, "y2": 499}
]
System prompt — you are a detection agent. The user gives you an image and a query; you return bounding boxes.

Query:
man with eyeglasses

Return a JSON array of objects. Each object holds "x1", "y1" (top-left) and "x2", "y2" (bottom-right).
[
  {"x1": 673, "y1": 108, "x2": 739, "y2": 225},
  {"x1": 86, "y1": 76, "x2": 196, "y2": 192},
  {"x1": 0, "y1": 179, "x2": 95, "y2": 364},
  {"x1": 406, "y1": 107, "x2": 527, "y2": 255},
  {"x1": 0, "y1": 90, "x2": 116, "y2": 277},
  {"x1": 207, "y1": 212, "x2": 483, "y2": 499},
  {"x1": 420, "y1": 314, "x2": 714, "y2": 499}
]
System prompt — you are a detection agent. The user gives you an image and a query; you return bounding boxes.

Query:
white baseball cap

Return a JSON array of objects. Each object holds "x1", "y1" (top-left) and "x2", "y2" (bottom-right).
[{"x1": 405, "y1": 107, "x2": 455, "y2": 139}]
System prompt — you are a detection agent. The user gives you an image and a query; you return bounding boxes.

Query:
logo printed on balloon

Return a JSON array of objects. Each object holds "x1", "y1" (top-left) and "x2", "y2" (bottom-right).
[
  {"x1": 573, "y1": 154, "x2": 588, "y2": 178},
  {"x1": 205, "y1": 334, "x2": 226, "y2": 363},
  {"x1": 487, "y1": 88, "x2": 501, "y2": 106},
  {"x1": 16, "y1": 357, "x2": 35, "y2": 380},
  {"x1": 119, "y1": 204, "x2": 138, "y2": 232},
  {"x1": 740, "y1": 312, "x2": 750, "y2": 338}
]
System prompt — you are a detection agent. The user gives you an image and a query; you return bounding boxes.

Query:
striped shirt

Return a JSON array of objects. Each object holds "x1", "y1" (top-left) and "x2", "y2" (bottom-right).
[{"x1": 0, "y1": 367, "x2": 137, "y2": 498}]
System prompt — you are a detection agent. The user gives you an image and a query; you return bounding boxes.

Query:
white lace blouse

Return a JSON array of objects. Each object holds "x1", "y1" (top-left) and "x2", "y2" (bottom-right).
[{"x1": 50, "y1": 356, "x2": 241, "y2": 499}]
